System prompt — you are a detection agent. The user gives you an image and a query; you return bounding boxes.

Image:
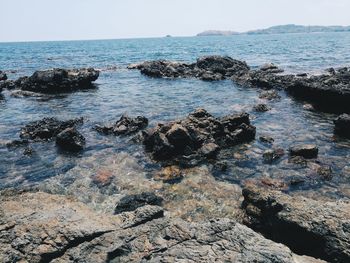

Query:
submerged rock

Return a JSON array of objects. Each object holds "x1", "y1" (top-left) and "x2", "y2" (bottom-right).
[
  {"x1": 114, "y1": 192, "x2": 164, "y2": 214},
  {"x1": 289, "y1": 144, "x2": 318, "y2": 159},
  {"x1": 154, "y1": 165, "x2": 184, "y2": 183},
  {"x1": 56, "y1": 127, "x2": 86, "y2": 152},
  {"x1": 95, "y1": 115, "x2": 148, "y2": 136},
  {"x1": 1, "y1": 68, "x2": 99, "y2": 94},
  {"x1": 259, "y1": 90, "x2": 281, "y2": 100},
  {"x1": 263, "y1": 148, "x2": 285, "y2": 164},
  {"x1": 0, "y1": 190, "x2": 325, "y2": 263},
  {"x1": 20, "y1": 117, "x2": 83, "y2": 141},
  {"x1": 242, "y1": 186, "x2": 350, "y2": 263},
  {"x1": 253, "y1": 103, "x2": 271, "y2": 112},
  {"x1": 259, "y1": 135, "x2": 274, "y2": 144},
  {"x1": 334, "y1": 113, "x2": 350, "y2": 138},
  {"x1": 142, "y1": 109, "x2": 256, "y2": 165}
]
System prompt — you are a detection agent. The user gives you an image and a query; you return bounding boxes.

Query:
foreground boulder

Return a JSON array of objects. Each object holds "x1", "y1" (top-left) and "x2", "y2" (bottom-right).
[
  {"x1": 0, "y1": 68, "x2": 99, "y2": 94},
  {"x1": 142, "y1": 109, "x2": 256, "y2": 165},
  {"x1": 0, "y1": 190, "x2": 325, "y2": 263},
  {"x1": 334, "y1": 114, "x2": 350, "y2": 138},
  {"x1": 20, "y1": 117, "x2": 83, "y2": 141},
  {"x1": 242, "y1": 186, "x2": 350, "y2": 263},
  {"x1": 95, "y1": 115, "x2": 148, "y2": 136},
  {"x1": 56, "y1": 127, "x2": 86, "y2": 152}
]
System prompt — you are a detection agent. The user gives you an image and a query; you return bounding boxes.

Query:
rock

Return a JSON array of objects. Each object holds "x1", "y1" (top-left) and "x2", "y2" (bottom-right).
[
  {"x1": 259, "y1": 135, "x2": 274, "y2": 144},
  {"x1": 334, "y1": 113, "x2": 350, "y2": 138},
  {"x1": 20, "y1": 117, "x2": 83, "y2": 141},
  {"x1": 154, "y1": 165, "x2": 184, "y2": 184},
  {"x1": 253, "y1": 103, "x2": 271, "y2": 112},
  {"x1": 143, "y1": 109, "x2": 256, "y2": 165},
  {"x1": 114, "y1": 192, "x2": 164, "y2": 214},
  {"x1": 95, "y1": 115, "x2": 148, "y2": 136},
  {"x1": 23, "y1": 147, "x2": 34, "y2": 156},
  {"x1": 128, "y1": 55, "x2": 250, "y2": 80},
  {"x1": 0, "y1": 71, "x2": 7, "y2": 81},
  {"x1": 0, "y1": 190, "x2": 326, "y2": 263},
  {"x1": 6, "y1": 139, "x2": 29, "y2": 148},
  {"x1": 288, "y1": 156, "x2": 308, "y2": 167},
  {"x1": 0, "y1": 80, "x2": 16, "y2": 90},
  {"x1": 263, "y1": 148, "x2": 285, "y2": 164},
  {"x1": 259, "y1": 90, "x2": 281, "y2": 100},
  {"x1": 56, "y1": 127, "x2": 86, "y2": 152},
  {"x1": 130, "y1": 56, "x2": 350, "y2": 113},
  {"x1": 297, "y1": 73, "x2": 308, "y2": 77},
  {"x1": 317, "y1": 165, "x2": 333, "y2": 180},
  {"x1": 242, "y1": 186, "x2": 350, "y2": 263},
  {"x1": 260, "y1": 63, "x2": 284, "y2": 73},
  {"x1": 4, "y1": 68, "x2": 99, "y2": 94},
  {"x1": 289, "y1": 144, "x2": 318, "y2": 159}
]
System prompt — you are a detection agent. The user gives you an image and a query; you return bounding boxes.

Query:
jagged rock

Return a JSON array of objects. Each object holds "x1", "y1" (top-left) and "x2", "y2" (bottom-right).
[
  {"x1": 20, "y1": 117, "x2": 83, "y2": 141},
  {"x1": 128, "y1": 55, "x2": 250, "y2": 80},
  {"x1": 259, "y1": 90, "x2": 281, "y2": 100},
  {"x1": 259, "y1": 135, "x2": 274, "y2": 144},
  {"x1": 0, "y1": 191, "x2": 325, "y2": 263},
  {"x1": 1, "y1": 68, "x2": 99, "y2": 94},
  {"x1": 289, "y1": 144, "x2": 318, "y2": 159},
  {"x1": 6, "y1": 139, "x2": 29, "y2": 148},
  {"x1": 56, "y1": 127, "x2": 86, "y2": 152},
  {"x1": 260, "y1": 63, "x2": 284, "y2": 73},
  {"x1": 253, "y1": 103, "x2": 271, "y2": 112},
  {"x1": 242, "y1": 186, "x2": 350, "y2": 263},
  {"x1": 334, "y1": 114, "x2": 350, "y2": 138},
  {"x1": 0, "y1": 71, "x2": 7, "y2": 81},
  {"x1": 143, "y1": 109, "x2": 256, "y2": 165},
  {"x1": 114, "y1": 192, "x2": 164, "y2": 214},
  {"x1": 263, "y1": 148, "x2": 285, "y2": 164},
  {"x1": 95, "y1": 115, "x2": 148, "y2": 136}
]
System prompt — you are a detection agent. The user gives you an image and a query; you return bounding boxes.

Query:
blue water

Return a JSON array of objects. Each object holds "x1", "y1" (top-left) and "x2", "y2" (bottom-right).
[{"x1": 0, "y1": 33, "x2": 349, "y2": 201}]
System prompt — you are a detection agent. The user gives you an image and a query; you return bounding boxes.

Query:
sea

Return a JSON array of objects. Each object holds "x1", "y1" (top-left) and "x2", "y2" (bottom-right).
[{"x1": 0, "y1": 32, "x2": 349, "y2": 219}]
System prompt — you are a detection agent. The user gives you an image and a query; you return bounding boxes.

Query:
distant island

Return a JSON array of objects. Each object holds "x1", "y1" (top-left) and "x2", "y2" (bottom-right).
[
  {"x1": 197, "y1": 24, "x2": 350, "y2": 36},
  {"x1": 197, "y1": 30, "x2": 239, "y2": 36}
]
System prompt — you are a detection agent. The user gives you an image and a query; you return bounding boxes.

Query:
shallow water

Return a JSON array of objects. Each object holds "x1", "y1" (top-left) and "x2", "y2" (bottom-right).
[{"x1": 0, "y1": 33, "x2": 349, "y2": 220}]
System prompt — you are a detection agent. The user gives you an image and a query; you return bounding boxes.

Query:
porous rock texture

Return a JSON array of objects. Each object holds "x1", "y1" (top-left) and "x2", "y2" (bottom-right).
[{"x1": 0, "y1": 190, "x2": 325, "y2": 263}]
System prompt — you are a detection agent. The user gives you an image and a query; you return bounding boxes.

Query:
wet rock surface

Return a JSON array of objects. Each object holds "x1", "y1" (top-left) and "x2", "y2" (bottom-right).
[
  {"x1": 0, "y1": 68, "x2": 99, "y2": 94},
  {"x1": 95, "y1": 115, "x2": 148, "y2": 136},
  {"x1": 289, "y1": 144, "x2": 318, "y2": 159},
  {"x1": 0, "y1": 70, "x2": 7, "y2": 81},
  {"x1": 142, "y1": 109, "x2": 256, "y2": 166},
  {"x1": 253, "y1": 103, "x2": 271, "y2": 112},
  {"x1": 242, "y1": 186, "x2": 350, "y2": 263},
  {"x1": 114, "y1": 192, "x2": 164, "y2": 214},
  {"x1": 20, "y1": 117, "x2": 83, "y2": 141},
  {"x1": 0, "y1": 190, "x2": 325, "y2": 263},
  {"x1": 334, "y1": 114, "x2": 350, "y2": 138},
  {"x1": 56, "y1": 127, "x2": 86, "y2": 152},
  {"x1": 130, "y1": 56, "x2": 350, "y2": 113}
]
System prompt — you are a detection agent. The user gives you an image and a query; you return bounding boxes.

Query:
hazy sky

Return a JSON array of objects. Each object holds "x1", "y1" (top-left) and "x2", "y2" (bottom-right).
[{"x1": 1, "y1": 0, "x2": 350, "y2": 42}]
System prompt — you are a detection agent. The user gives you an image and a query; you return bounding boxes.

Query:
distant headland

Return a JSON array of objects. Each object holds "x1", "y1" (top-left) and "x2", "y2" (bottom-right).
[{"x1": 197, "y1": 24, "x2": 350, "y2": 36}]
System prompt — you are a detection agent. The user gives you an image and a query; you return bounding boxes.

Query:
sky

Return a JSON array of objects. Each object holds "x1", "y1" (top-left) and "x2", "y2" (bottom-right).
[{"x1": 1, "y1": 0, "x2": 350, "y2": 42}]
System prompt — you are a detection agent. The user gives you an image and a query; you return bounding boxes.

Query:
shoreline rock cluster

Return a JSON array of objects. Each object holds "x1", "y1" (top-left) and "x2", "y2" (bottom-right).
[
  {"x1": 0, "y1": 68, "x2": 99, "y2": 94},
  {"x1": 129, "y1": 56, "x2": 350, "y2": 114},
  {"x1": 142, "y1": 109, "x2": 256, "y2": 166}
]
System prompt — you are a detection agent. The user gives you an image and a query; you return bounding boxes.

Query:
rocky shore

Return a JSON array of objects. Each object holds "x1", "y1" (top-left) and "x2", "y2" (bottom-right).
[
  {"x1": 129, "y1": 56, "x2": 350, "y2": 113},
  {"x1": 0, "y1": 189, "x2": 328, "y2": 263},
  {"x1": 1, "y1": 55, "x2": 350, "y2": 262}
]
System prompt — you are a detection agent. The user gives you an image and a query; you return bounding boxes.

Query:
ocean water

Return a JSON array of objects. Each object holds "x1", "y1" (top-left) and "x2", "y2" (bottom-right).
[{"x1": 0, "y1": 33, "x2": 349, "y2": 219}]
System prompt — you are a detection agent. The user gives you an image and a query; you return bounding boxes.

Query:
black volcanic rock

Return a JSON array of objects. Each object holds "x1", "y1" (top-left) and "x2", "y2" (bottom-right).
[
  {"x1": 20, "y1": 117, "x2": 83, "y2": 141},
  {"x1": 289, "y1": 144, "x2": 318, "y2": 159},
  {"x1": 142, "y1": 109, "x2": 256, "y2": 166},
  {"x1": 1, "y1": 68, "x2": 99, "y2": 94},
  {"x1": 95, "y1": 115, "x2": 148, "y2": 136},
  {"x1": 334, "y1": 113, "x2": 350, "y2": 138},
  {"x1": 56, "y1": 127, "x2": 86, "y2": 152}
]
